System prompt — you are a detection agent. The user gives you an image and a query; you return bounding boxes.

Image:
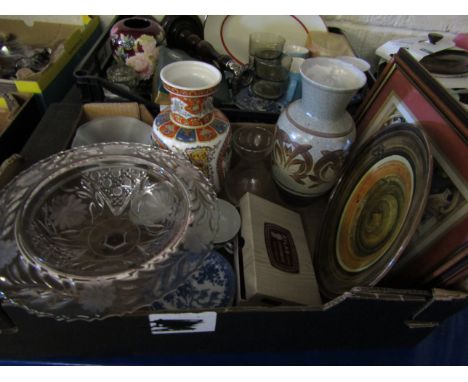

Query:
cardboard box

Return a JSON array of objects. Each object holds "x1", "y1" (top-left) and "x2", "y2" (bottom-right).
[
  {"x1": 0, "y1": 17, "x2": 100, "y2": 110},
  {"x1": 2, "y1": 102, "x2": 466, "y2": 358},
  {"x1": 0, "y1": 17, "x2": 99, "y2": 94},
  {"x1": 18, "y1": 102, "x2": 153, "y2": 168}
]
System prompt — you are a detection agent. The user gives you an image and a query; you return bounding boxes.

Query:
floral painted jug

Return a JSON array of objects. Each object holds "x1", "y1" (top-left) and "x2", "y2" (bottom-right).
[
  {"x1": 152, "y1": 61, "x2": 231, "y2": 192},
  {"x1": 272, "y1": 57, "x2": 366, "y2": 198}
]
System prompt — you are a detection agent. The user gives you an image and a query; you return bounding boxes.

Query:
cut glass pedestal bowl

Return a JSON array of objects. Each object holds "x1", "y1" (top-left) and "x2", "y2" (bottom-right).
[{"x1": 0, "y1": 143, "x2": 218, "y2": 321}]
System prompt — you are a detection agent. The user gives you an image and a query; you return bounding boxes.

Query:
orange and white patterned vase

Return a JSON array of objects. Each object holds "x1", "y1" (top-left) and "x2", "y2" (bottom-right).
[
  {"x1": 152, "y1": 61, "x2": 231, "y2": 192},
  {"x1": 272, "y1": 57, "x2": 366, "y2": 198}
]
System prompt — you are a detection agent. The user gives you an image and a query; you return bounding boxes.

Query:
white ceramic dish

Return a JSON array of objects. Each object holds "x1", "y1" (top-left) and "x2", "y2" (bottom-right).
[
  {"x1": 71, "y1": 116, "x2": 152, "y2": 148},
  {"x1": 214, "y1": 198, "x2": 241, "y2": 244},
  {"x1": 204, "y1": 15, "x2": 327, "y2": 65}
]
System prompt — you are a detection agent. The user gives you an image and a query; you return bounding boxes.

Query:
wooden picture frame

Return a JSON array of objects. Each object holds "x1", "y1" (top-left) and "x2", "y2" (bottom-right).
[{"x1": 354, "y1": 48, "x2": 468, "y2": 287}]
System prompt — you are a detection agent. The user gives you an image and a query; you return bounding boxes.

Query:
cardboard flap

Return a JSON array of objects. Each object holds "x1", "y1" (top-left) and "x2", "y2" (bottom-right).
[
  {"x1": 323, "y1": 286, "x2": 431, "y2": 311},
  {"x1": 139, "y1": 104, "x2": 155, "y2": 125},
  {"x1": 349, "y1": 286, "x2": 432, "y2": 301},
  {"x1": 82, "y1": 103, "x2": 143, "y2": 122},
  {"x1": 432, "y1": 288, "x2": 468, "y2": 301},
  {"x1": 306, "y1": 31, "x2": 355, "y2": 57}
]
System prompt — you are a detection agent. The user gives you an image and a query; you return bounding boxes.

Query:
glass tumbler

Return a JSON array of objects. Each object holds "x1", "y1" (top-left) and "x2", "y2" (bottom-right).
[
  {"x1": 224, "y1": 126, "x2": 276, "y2": 206},
  {"x1": 249, "y1": 32, "x2": 286, "y2": 66},
  {"x1": 249, "y1": 32, "x2": 292, "y2": 100},
  {"x1": 251, "y1": 54, "x2": 292, "y2": 100}
]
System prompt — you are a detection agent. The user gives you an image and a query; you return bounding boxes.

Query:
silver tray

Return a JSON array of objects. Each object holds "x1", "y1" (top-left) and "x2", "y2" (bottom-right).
[{"x1": 0, "y1": 143, "x2": 218, "y2": 321}]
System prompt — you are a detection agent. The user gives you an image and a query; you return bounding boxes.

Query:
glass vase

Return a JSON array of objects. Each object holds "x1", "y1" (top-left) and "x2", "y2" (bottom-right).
[{"x1": 224, "y1": 125, "x2": 276, "y2": 206}]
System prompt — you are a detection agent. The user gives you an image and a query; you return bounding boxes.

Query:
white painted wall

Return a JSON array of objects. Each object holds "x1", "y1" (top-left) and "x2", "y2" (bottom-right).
[
  {"x1": 323, "y1": 15, "x2": 467, "y2": 32},
  {"x1": 322, "y1": 15, "x2": 468, "y2": 68}
]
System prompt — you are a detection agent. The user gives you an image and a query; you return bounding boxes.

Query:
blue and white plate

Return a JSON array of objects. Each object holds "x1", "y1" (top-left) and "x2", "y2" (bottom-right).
[
  {"x1": 234, "y1": 86, "x2": 283, "y2": 114},
  {"x1": 152, "y1": 251, "x2": 236, "y2": 310}
]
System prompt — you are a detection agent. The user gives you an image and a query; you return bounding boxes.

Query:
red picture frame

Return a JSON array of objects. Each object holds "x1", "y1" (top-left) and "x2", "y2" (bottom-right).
[{"x1": 354, "y1": 48, "x2": 468, "y2": 287}]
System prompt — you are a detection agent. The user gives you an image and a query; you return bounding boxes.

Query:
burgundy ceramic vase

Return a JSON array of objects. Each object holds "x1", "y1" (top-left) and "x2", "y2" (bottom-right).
[{"x1": 110, "y1": 17, "x2": 165, "y2": 80}]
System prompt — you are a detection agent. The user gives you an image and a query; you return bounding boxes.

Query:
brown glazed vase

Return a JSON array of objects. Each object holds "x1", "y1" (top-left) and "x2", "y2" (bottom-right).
[{"x1": 272, "y1": 57, "x2": 366, "y2": 198}]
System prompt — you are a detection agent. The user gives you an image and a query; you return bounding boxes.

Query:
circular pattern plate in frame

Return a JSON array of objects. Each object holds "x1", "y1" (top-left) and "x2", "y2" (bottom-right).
[{"x1": 314, "y1": 124, "x2": 433, "y2": 300}]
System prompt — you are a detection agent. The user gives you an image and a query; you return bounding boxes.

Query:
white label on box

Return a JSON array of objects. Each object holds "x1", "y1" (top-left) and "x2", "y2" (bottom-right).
[{"x1": 148, "y1": 312, "x2": 217, "y2": 335}]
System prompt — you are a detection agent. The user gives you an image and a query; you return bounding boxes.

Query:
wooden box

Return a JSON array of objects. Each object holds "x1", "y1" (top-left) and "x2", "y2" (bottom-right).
[{"x1": 239, "y1": 192, "x2": 322, "y2": 306}]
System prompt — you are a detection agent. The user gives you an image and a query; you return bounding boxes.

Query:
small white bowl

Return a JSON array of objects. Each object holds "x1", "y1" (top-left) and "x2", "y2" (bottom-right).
[
  {"x1": 284, "y1": 44, "x2": 310, "y2": 58},
  {"x1": 336, "y1": 56, "x2": 371, "y2": 72}
]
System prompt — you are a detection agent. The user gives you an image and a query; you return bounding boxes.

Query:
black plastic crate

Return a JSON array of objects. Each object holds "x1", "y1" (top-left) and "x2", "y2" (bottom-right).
[{"x1": 74, "y1": 17, "x2": 373, "y2": 120}]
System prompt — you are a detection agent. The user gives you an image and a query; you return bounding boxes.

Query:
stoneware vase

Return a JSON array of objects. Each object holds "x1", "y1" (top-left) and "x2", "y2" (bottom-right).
[
  {"x1": 272, "y1": 57, "x2": 366, "y2": 198},
  {"x1": 110, "y1": 16, "x2": 165, "y2": 80},
  {"x1": 152, "y1": 60, "x2": 232, "y2": 192}
]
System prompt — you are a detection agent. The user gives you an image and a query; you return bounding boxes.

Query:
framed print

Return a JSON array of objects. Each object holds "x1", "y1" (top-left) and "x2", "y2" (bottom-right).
[{"x1": 354, "y1": 48, "x2": 468, "y2": 287}]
